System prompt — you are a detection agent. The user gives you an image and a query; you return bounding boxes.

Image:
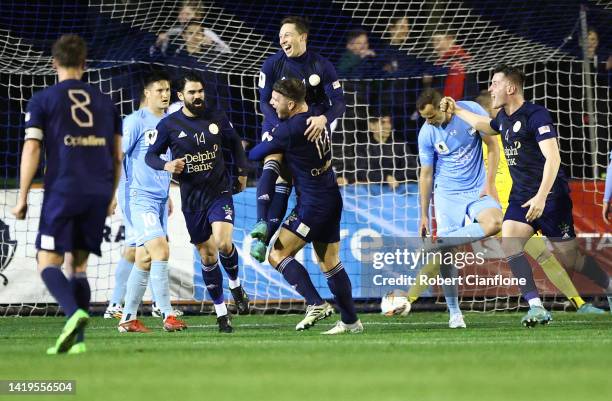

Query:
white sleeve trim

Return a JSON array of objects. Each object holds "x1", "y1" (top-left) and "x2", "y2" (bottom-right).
[{"x1": 24, "y1": 127, "x2": 43, "y2": 141}]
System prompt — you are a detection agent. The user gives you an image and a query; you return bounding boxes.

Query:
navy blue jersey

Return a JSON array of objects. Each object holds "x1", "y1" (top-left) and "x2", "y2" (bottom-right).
[
  {"x1": 490, "y1": 102, "x2": 568, "y2": 202},
  {"x1": 146, "y1": 108, "x2": 248, "y2": 212},
  {"x1": 24, "y1": 79, "x2": 121, "y2": 196},
  {"x1": 259, "y1": 50, "x2": 345, "y2": 132},
  {"x1": 248, "y1": 110, "x2": 338, "y2": 209}
]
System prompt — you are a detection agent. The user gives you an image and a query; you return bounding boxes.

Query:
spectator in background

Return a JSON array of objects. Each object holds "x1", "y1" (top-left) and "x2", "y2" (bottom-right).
[
  {"x1": 423, "y1": 32, "x2": 472, "y2": 100},
  {"x1": 388, "y1": 16, "x2": 410, "y2": 47},
  {"x1": 355, "y1": 111, "x2": 416, "y2": 191},
  {"x1": 584, "y1": 28, "x2": 612, "y2": 75},
  {"x1": 337, "y1": 29, "x2": 377, "y2": 77},
  {"x1": 151, "y1": 1, "x2": 231, "y2": 57},
  {"x1": 175, "y1": 20, "x2": 232, "y2": 56}
]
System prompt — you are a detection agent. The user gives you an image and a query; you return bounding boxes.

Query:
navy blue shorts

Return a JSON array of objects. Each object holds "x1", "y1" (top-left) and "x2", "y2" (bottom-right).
[
  {"x1": 183, "y1": 195, "x2": 234, "y2": 244},
  {"x1": 36, "y1": 192, "x2": 110, "y2": 256},
  {"x1": 282, "y1": 194, "x2": 342, "y2": 244},
  {"x1": 504, "y1": 195, "x2": 576, "y2": 240}
]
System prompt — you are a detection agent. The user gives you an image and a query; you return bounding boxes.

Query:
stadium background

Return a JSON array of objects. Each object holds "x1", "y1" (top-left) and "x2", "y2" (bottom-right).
[{"x1": 0, "y1": 0, "x2": 611, "y2": 315}]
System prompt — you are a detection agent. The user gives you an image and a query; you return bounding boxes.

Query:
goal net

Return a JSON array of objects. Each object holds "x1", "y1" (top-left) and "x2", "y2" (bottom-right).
[{"x1": 1, "y1": 0, "x2": 610, "y2": 315}]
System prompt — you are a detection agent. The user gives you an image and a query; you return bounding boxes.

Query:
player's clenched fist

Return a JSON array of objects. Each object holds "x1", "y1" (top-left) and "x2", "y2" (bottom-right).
[
  {"x1": 439, "y1": 97, "x2": 456, "y2": 114},
  {"x1": 164, "y1": 157, "x2": 186, "y2": 174}
]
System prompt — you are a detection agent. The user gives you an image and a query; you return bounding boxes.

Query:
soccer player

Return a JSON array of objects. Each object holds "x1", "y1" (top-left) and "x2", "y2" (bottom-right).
[
  {"x1": 116, "y1": 71, "x2": 187, "y2": 333},
  {"x1": 603, "y1": 151, "x2": 612, "y2": 224},
  {"x1": 441, "y1": 64, "x2": 612, "y2": 326},
  {"x1": 250, "y1": 16, "x2": 346, "y2": 262},
  {"x1": 145, "y1": 72, "x2": 249, "y2": 333},
  {"x1": 11, "y1": 34, "x2": 122, "y2": 353},
  {"x1": 384, "y1": 91, "x2": 604, "y2": 317},
  {"x1": 249, "y1": 78, "x2": 362, "y2": 334},
  {"x1": 415, "y1": 88, "x2": 503, "y2": 328}
]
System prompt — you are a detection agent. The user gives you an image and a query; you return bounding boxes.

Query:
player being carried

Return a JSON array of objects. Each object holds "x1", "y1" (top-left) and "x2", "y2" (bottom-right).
[
  {"x1": 12, "y1": 34, "x2": 122, "y2": 354},
  {"x1": 146, "y1": 73, "x2": 249, "y2": 333},
  {"x1": 441, "y1": 64, "x2": 612, "y2": 326},
  {"x1": 115, "y1": 70, "x2": 187, "y2": 333},
  {"x1": 249, "y1": 78, "x2": 362, "y2": 334},
  {"x1": 250, "y1": 16, "x2": 346, "y2": 262}
]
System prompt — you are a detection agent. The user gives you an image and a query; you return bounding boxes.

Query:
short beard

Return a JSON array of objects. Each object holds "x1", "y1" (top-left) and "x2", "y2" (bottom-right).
[{"x1": 184, "y1": 100, "x2": 205, "y2": 116}]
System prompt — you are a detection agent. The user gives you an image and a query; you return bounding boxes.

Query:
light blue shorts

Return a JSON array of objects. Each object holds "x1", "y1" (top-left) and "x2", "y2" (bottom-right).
[
  {"x1": 118, "y1": 184, "x2": 137, "y2": 248},
  {"x1": 433, "y1": 189, "x2": 501, "y2": 237},
  {"x1": 128, "y1": 190, "x2": 169, "y2": 247}
]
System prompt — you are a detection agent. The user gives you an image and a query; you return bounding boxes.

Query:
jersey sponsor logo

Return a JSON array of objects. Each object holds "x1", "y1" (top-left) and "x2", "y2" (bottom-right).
[
  {"x1": 435, "y1": 141, "x2": 450, "y2": 154},
  {"x1": 332, "y1": 80, "x2": 341, "y2": 90},
  {"x1": 258, "y1": 71, "x2": 266, "y2": 88},
  {"x1": 208, "y1": 123, "x2": 219, "y2": 135},
  {"x1": 40, "y1": 235, "x2": 55, "y2": 250},
  {"x1": 178, "y1": 131, "x2": 187, "y2": 138},
  {"x1": 144, "y1": 129, "x2": 158, "y2": 145},
  {"x1": 538, "y1": 125, "x2": 551, "y2": 135},
  {"x1": 512, "y1": 121, "x2": 522, "y2": 132},
  {"x1": 64, "y1": 135, "x2": 107, "y2": 147},
  {"x1": 24, "y1": 112, "x2": 31, "y2": 122},
  {"x1": 503, "y1": 141, "x2": 521, "y2": 166},
  {"x1": 184, "y1": 146, "x2": 219, "y2": 173}
]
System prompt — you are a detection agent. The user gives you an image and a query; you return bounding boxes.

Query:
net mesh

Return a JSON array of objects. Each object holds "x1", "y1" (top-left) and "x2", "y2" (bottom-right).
[{"x1": 0, "y1": 0, "x2": 610, "y2": 315}]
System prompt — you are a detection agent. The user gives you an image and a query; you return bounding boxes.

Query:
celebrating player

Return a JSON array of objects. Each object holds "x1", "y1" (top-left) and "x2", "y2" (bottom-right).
[
  {"x1": 249, "y1": 78, "x2": 362, "y2": 334},
  {"x1": 442, "y1": 64, "x2": 612, "y2": 326},
  {"x1": 415, "y1": 88, "x2": 503, "y2": 328},
  {"x1": 116, "y1": 70, "x2": 187, "y2": 333},
  {"x1": 250, "y1": 16, "x2": 346, "y2": 262},
  {"x1": 145, "y1": 73, "x2": 249, "y2": 333},
  {"x1": 12, "y1": 34, "x2": 122, "y2": 353}
]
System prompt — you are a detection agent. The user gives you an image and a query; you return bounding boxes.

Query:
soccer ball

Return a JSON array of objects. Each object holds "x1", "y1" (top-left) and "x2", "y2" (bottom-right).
[{"x1": 380, "y1": 293, "x2": 411, "y2": 317}]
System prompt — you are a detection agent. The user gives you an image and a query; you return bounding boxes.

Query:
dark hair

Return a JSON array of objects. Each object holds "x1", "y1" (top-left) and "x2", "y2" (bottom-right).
[
  {"x1": 475, "y1": 89, "x2": 491, "y2": 109},
  {"x1": 272, "y1": 78, "x2": 306, "y2": 103},
  {"x1": 177, "y1": 72, "x2": 205, "y2": 92},
  {"x1": 416, "y1": 88, "x2": 442, "y2": 111},
  {"x1": 52, "y1": 34, "x2": 87, "y2": 68},
  {"x1": 144, "y1": 70, "x2": 171, "y2": 89},
  {"x1": 347, "y1": 29, "x2": 367, "y2": 43},
  {"x1": 493, "y1": 64, "x2": 525, "y2": 91},
  {"x1": 280, "y1": 16, "x2": 309, "y2": 35}
]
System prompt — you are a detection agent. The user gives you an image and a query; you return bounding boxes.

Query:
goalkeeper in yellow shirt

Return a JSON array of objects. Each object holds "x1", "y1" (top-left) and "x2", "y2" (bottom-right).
[{"x1": 382, "y1": 91, "x2": 604, "y2": 316}]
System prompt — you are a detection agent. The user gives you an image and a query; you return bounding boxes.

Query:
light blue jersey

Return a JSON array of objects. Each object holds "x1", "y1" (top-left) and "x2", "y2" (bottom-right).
[
  {"x1": 122, "y1": 108, "x2": 171, "y2": 200},
  {"x1": 418, "y1": 101, "x2": 489, "y2": 194}
]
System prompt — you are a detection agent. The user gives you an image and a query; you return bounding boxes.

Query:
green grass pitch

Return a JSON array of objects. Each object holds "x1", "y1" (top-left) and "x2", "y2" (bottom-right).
[{"x1": 1, "y1": 312, "x2": 611, "y2": 401}]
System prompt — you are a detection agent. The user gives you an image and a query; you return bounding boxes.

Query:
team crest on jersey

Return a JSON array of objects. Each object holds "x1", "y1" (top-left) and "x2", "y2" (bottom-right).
[
  {"x1": 308, "y1": 74, "x2": 321, "y2": 86},
  {"x1": 512, "y1": 121, "x2": 522, "y2": 132},
  {"x1": 435, "y1": 141, "x2": 450, "y2": 154},
  {"x1": 449, "y1": 129, "x2": 457, "y2": 136},
  {"x1": 468, "y1": 128, "x2": 477, "y2": 136},
  {"x1": 209, "y1": 123, "x2": 219, "y2": 135},
  {"x1": 222, "y1": 205, "x2": 233, "y2": 221},
  {"x1": 144, "y1": 129, "x2": 158, "y2": 145}
]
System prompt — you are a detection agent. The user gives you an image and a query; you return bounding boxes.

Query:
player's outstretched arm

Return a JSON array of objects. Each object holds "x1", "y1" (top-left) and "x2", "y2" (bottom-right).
[
  {"x1": 258, "y1": 59, "x2": 280, "y2": 129},
  {"x1": 522, "y1": 138, "x2": 561, "y2": 222},
  {"x1": 603, "y1": 156, "x2": 612, "y2": 224},
  {"x1": 11, "y1": 139, "x2": 41, "y2": 220},
  {"x1": 441, "y1": 97, "x2": 497, "y2": 135}
]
